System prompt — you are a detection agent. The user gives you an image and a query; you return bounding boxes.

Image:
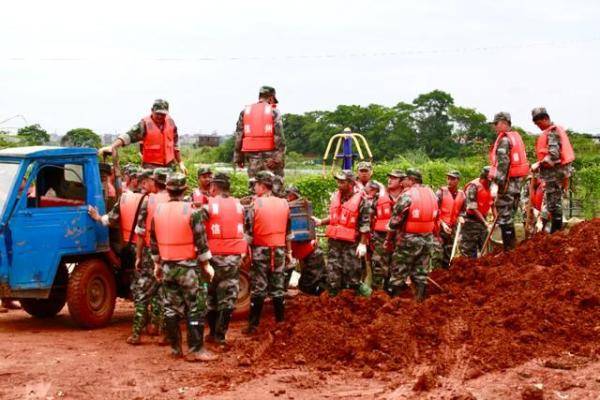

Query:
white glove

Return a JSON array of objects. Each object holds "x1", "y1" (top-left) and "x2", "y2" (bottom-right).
[
  {"x1": 458, "y1": 216, "x2": 465, "y2": 225},
  {"x1": 311, "y1": 216, "x2": 322, "y2": 226},
  {"x1": 441, "y1": 221, "x2": 452, "y2": 234},
  {"x1": 356, "y1": 243, "x2": 367, "y2": 258},
  {"x1": 202, "y1": 262, "x2": 215, "y2": 282},
  {"x1": 531, "y1": 162, "x2": 540, "y2": 172},
  {"x1": 490, "y1": 183, "x2": 499, "y2": 198}
]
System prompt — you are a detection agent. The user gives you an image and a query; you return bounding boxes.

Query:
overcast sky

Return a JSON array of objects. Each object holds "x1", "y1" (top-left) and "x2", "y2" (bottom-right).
[{"x1": 1, "y1": 0, "x2": 599, "y2": 137}]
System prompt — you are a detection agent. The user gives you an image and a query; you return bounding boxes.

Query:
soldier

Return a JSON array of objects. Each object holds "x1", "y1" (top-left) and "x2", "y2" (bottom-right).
[
  {"x1": 370, "y1": 170, "x2": 406, "y2": 291},
  {"x1": 150, "y1": 173, "x2": 217, "y2": 362},
  {"x1": 355, "y1": 161, "x2": 380, "y2": 192},
  {"x1": 384, "y1": 169, "x2": 438, "y2": 302},
  {"x1": 202, "y1": 173, "x2": 246, "y2": 345},
  {"x1": 233, "y1": 86, "x2": 286, "y2": 179},
  {"x1": 521, "y1": 173, "x2": 549, "y2": 234},
  {"x1": 530, "y1": 107, "x2": 575, "y2": 233},
  {"x1": 242, "y1": 171, "x2": 292, "y2": 334},
  {"x1": 286, "y1": 186, "x2": 327, "y2": 295},
  {"x1": 458, "y1": 167, "x2": 495, "y2": 258},
  {"x1": 99, "y1": 162, "x2": 117, "y2": 209},
  {"x1": 192, "y1": 167, "x2": 212, "y2": 206},
  {"x1": 127, "y1": 168, "x2": 171, "y2": 345},
  {"x1": 99, "y1": 99, "x2": 187, "y2": 173},
  {"x1": 313, "y1": 170, "x2": 371, "y2": 295},
  {"x1": 435, "y1": 171, "x2": 465, "y2": 269},
  {"x1": 489, "y1": 112, "x2": 529, "y2": 250}
]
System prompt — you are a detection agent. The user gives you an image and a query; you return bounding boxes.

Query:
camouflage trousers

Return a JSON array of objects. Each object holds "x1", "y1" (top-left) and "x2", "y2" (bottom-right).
[
  {"x1": 389, "y1": 233, "x2": 435, "y2": 289},
  {"x1": 246, "y1": 154, "x2": 285, "y2": 178},
  {"x1": 438, "y1": 228, "x2": 456, "y2": 269},
  {"x1": 542, "y1": 178, "x2": 564, "y2": 216},
  {"x1": 298, "y1": 246, "x2": 327, "y2": 295},
  {"x1": 496, "y1": 178, "x2": 522, "y2": 226},
  {"x1": 370, "y1": 232, "x2": 391, "y2": 290},
  {"x1": 326, "y1": 239, "x2": 363, "y2": 293},
  {"x1": 131, "y1": 248, "x2": 162, "y2": 335},
  {"x1": 250, "y1": 246, "x2": 286, "y2": 299},
  {"x1": 459, "y1": 219, "x2": 488, "y2": 259},
  {"x1": 207, "y1": 255, "x2": 241, "y2": 312},
  {"x1": 162, "y1": 263, "x2": 208, "y2": 323}
]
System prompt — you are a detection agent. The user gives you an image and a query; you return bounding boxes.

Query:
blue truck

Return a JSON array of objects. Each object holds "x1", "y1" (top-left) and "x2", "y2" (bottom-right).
[{"x1": 0, "y1": 146, "x2": 134, "y2": 328}]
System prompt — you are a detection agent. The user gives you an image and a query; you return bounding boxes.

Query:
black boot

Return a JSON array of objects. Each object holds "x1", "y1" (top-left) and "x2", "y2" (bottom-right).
[
  {"x1": 500, "y1": 224, "x2": 516, "y2": 251},
  {"x1": 205, "y1": 310, "x2": 217, "y2": 342},
  {"x1": 242, "y1": 296, "x2": 264, "y2": 335},
  {"x1": 273, "y1": 297, "x2": 285, "y2": 323},
  {"x1": 415, "y1": 283, "x2": 427, "y2": 303},
  {"x1": 215, "y1": 308, "x2": 233, "y2": 344},
  {"x1": 164, "y1": 316, "x2": 182, "y2": 357},
  {"x1": 185, "y1": 321, "x2": 218, "y2": 362},
  {"x1": 551, "y1": 214, "x2": 563, "y2": 233}
]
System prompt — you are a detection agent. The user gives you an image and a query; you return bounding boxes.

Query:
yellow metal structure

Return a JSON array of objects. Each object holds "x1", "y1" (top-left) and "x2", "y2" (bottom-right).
[{"x1": 321, "y1": 127, "x2": 373, "y2": 176}]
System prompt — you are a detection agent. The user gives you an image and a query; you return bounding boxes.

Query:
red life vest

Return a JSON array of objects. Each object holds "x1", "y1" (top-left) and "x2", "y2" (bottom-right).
[
  {"x1": 154, "y1": 201, "x2": 196, "y2": 261},
  {"x1": 451, "y1": 191, "x2": 466, "y2": 224},
  {"x1": 253, "y1": 196, "x2": 289, "y2": 247},
  {"x1": 241, "y1": 102, "x2": 276, "y2": 152},
  {"x1": 404, "y1": 185, "x2": 438, "y2": 234},
  {"x1": 373, "y1": 187, "x2": 394, "y2": 232},
  {"x1": 489, "y1": 131, "x2": 530, "y2": 179},
  {"x1": 535, "y1": 125, "x2": 575, "y2": 165},
  {"x1": 206, "y1": 196, "x2": 247, "y2": 255},
  {"x1": 532, "y1": 180, "x2": 545, "y2": 211},
  {"x1": 438, "y1": 187, "x2": 463, "y2": 226},
  {"x1": 192, "y1": 189, "x2": 209, "y2": 205},
  {"x1": 326, "y1": 191, "x2": 363, "y2": 242},
  {"x1": 141, "y1": 115, "x2": 176, "y2": 166},
  {"x1": 464, "y1": 179, "x2": 493, "y2": 217},
  {"x1": 144, "y1": 191, "x2": 170, "y2": 246},
  {"x1": 119, "y1": 191, "x2": 145, "y2": 243},
  {"x1": 291, "y1": 240, "x2": 316, "y2": 260}
]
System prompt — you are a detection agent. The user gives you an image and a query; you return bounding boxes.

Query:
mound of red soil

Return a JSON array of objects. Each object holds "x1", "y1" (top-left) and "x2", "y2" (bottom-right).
[{"x1": 264, "y1": 220, "x2": 600, "y2": 376}]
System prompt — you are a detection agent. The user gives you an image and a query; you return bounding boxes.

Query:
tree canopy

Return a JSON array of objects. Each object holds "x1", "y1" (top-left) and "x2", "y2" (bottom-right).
[
  {"x1": 17, "y1": 124, "x2": 50, "y2": 145},
  {"x1": 61, "y1": 128, "x2": 101, "y2": 148}
]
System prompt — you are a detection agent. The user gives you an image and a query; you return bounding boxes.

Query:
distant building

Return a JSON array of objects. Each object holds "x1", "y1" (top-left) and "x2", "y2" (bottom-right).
[{"x1": 195, "y1": 134, "x2": 222, "y2": 147}]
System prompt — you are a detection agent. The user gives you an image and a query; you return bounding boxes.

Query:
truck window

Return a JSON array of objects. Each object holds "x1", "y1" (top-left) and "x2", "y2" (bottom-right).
[
  {"x1": 32, "y1": 164, "x2": 87, "y2": 208},
  {"x1": 0, "y1": 162, "x2": 20, "y2": 213}
]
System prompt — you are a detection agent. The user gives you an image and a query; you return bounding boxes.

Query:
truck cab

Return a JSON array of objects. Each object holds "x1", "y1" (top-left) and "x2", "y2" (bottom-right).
[{"x1": 0, "y1": 146, "x2": 132, "y2": 328}]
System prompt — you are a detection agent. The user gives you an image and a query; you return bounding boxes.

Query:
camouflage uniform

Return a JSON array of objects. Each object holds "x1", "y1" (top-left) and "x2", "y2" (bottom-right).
[
  {"x1": 538, "y1": 129, "x2": 570, "y2": 224},
  {"x1": 459, "y1": 183, "x2": 489, "y2": 259},
  {"x1": 492, "y1": 136, "x2": 522, "y2": 226},
  {"x1": 370, "y1": 231, "x2": 391, "y2": 290},
  {"x1": 297, "y1": 246, "x2": 327, "y2": 295},
  {"x1": 233, "y1": 88, "x2": 286, "y2": 178}
]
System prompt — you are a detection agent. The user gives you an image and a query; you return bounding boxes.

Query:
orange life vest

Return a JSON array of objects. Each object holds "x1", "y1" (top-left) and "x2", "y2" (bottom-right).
[
  {"x1": 325, "y1": 191, "x2": 363, "y2": 242},
  {"x1": 241, "y1": 102, "x2": 276, "y2": 152},
  {"x1": 192, "y1": 189, "x2": 209, "y2": 205},
  {"x1": 253, "y1": 196, "x2": 289, "y2": 247},
  {"x1": 153, "y1": 201, "x2": 196, "y2": 261},
  {"x1": 144, "y1": 191, "x2": 170, "y2": 246},
  {"x1": 451, "y1": 191, "x2": 466, "y2": 224},
  {"x1": 404, "y1": 185, "x2": 438, "y2": 234},
  {"x1": 373, "y1": 187, "x2": 394, "y2": 232},
  {"x1": 142, "y1": 115, "x2": 176, "y2": 166},
  {"x1": 438, "y1": 187, "x2": 463, "y2": 226},
  {"x1": 532, "y1": 180, "x2": 545, "y2": 211},
  {"x1": 119, "y1": 191, "x2": 145, "y2": 243},
  {"x1": 291, "y1": 240, "x2": 316, "y2": 260},
  {"x1": 206, "y1": 196, "x2": 247, "y2": 255},
  {"x1": 489, "y1": 131, "x2": 529, "y2": 179},
  {"x1": 464, "y1": 178, "x2": 493, "y2": 217},
  {"x1": 535, "y1": 125, "x2": 575, "y2": 165}
]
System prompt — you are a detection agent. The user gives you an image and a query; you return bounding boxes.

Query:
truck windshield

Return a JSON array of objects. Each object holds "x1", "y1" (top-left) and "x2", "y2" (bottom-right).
[{"x1": 0, "y1": 162, "x2": 20, "y2": 213}]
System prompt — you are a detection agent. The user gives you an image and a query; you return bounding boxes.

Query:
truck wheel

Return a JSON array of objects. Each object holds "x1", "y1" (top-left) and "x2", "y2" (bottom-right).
[
  {"x1": 21, "y1": 263, "x2": 68, "y2": 318},
  {"x1": 232, "y1": 269, "x2": 251, "y2": 320},
  {"x1": 67, "y1": 258, "x2": 116, "y2": 329}
]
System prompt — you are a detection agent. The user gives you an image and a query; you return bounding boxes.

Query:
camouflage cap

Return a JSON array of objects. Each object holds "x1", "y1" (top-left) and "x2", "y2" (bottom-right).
[
  {"x1": 406, "y1": 168, "x2": 422, "y2": 180},
  {"x1": 212, "y1": 172, "x2": 230, "y2": 184},
  {"x1": 151, "y1": 99, "x2": 169, "y2": 114},
  {"x1": 197, "y1": 166, "x2": 212, "y2": 176},
  {"x1": 122, "y1": 163, "x2": 134, "y2": 175},
  {"x1": 492, "y1": 112, "x2": 511, "y2": 125},
  {"x1": 166, "y1": 172, "x2": 187, "y2": 191},
  {"x1": 259, "y1": 86, "x2": 278, "y2": 104},
  {"x1": 254, "y1": 170, "x2": 275, "y2": 186},
  {"x1": 357, "y1": 161, "x2": 373, "y2": 171},
  {"x1": 387, "y1": 169, "x2": 406, "y2": 179},
  {"x1": 153, "y1": 168, "x2": 170, "y2": 184},
  {"x1": 531, "y1": 107, "x2": 549, "y2": 120},
  {"x1": 446, "y1": 170, "x2": 461, "y2": 179},
  {"x1": 128, "y1": 166, "x2": 142, "y2": 178},
  {"x1": 481, "y1": 165, "x2": 491, "y2": 178},
  {"x1": 139, "y1": 169, "x2": 154, "y2": 180},
  {"x1": 99, "y1": 162, "x2": 112, "y2": 175},
  {"x1": 285, "y1": 185, "x2": 301, "y2": 197},
  {"x1": 334, "y1": 170, "x2": 356, "y2": 182}
]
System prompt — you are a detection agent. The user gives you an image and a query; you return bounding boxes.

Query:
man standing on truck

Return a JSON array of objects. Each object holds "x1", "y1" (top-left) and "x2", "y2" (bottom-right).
[
  {"x1": 151, "y1": 173, "x2": 217, "y2": 362},
  {"x1": 99, "y1": 99, "x2": 187, "y2": 173}
]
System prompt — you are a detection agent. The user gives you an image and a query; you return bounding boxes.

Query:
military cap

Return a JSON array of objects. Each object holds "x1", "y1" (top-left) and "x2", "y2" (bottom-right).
[
  {"x1": 357, "y1": 161, "x2": 373, "y2": 171},
  {"x1": 259, "y1": 86, "x2": 278, "y2": 104},
  {"x1": 481, "y1": 165, "x2": 491, "y2": 178},
  {"x1": 166, "y1": 172, "x2": 187, "y2": 191},
  {"x1": 197, "y1": 166, "x2": 212, "y2": 176},
  {"x1": 151, "y1": 99, "x2": 169, "y2": 114},
  {"x1": 254, "y1": 170, "x2": 275, "y2": 186},
  {"x1": 531, "y1": 107, "x2": 549, "y2": 120},
  {"x1": 446, "y1": 170, "x2": 461, "y2": 179},
  {"x1": 492, "y1": 112, "x2": 511, "y2": 125},
  {"x1": 285, "y1": 185, "x2": 301, "y2": 197},
  {"x1": 212, "y1": 172, "x2": 230, "y2": 184},
  {"x1": 387, "y1": 169, "x2": 406, "y2": 179},
  {"x1": 406, "y1": 168, "x2": 422, "y2": 180},
  {"x1": 122, "y1": 163, "x2": 133, "y2": 175},
  {"x1": 333, "y1": 170, "x2": 356, "y2": 182},
  {"x1": 366, "y1": 181, "x2": 381, "y2": 191},
  {"x1": 153, "y1": 168, "x2": 170, "y2": 184},
  {"x1": 128, "y1": 166, "x2": 142, "y2": 178},
  {"x1": 99, "y1": 163, "x2": 112, "y2": 175},
  {"x1": 139, "y1": 169, "x2": 154, "y2": 180}
]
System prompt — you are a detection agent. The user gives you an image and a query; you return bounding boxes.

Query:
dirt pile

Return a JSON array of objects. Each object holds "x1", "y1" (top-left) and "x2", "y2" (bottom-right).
[{"x1": 264, "y1": 219, "x2": 600, "y2": 376}]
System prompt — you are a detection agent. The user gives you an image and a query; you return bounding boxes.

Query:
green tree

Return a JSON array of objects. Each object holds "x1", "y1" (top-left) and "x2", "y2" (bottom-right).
[
  {"x1": 17, "y1": 124, "x2": 50, "y2": 145},
  {"x1": 61, "y1": 128, "x2": 101, "y2": 148},
  {"x1": 448, "y1": 106, "x2": 492, "y2": 157},
  {"x1": 411, "y1": 90, "x2": 456, "y2": 158}
]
